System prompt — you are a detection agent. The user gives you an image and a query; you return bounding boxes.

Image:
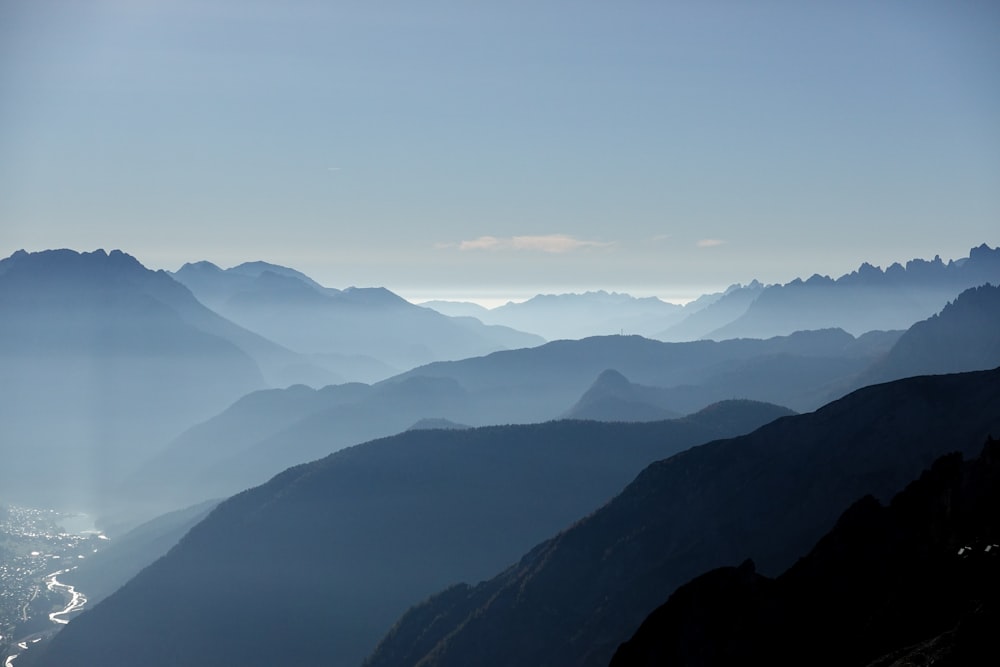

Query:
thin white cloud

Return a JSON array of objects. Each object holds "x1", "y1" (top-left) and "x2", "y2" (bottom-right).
[
  {"x1": 453, "y1": 234, "x2": 612, "y2": 254},
  {"x1": 697, "y1": 239, "x2": 726, "y2": 248},
  {"x1": 459, "y1": 235, "x2": 503, "y2": 251}
]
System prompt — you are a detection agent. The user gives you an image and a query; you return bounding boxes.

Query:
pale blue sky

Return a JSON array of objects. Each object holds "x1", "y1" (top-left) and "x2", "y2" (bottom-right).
[{"x1": 1, "y1": 0, "x2": 998, "y2": 303}]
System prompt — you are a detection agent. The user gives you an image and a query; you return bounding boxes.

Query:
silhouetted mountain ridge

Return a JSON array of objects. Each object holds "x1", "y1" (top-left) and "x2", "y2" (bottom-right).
[
  {"x1": 864, "y1": 283, "x2": 1000, "y2": 382},
  {"x1": 389, "y1": 328, "x2": 898, "y2": 420},
  {"x1": 32, "y1": 401, "x2": 792, "y2": 667}
]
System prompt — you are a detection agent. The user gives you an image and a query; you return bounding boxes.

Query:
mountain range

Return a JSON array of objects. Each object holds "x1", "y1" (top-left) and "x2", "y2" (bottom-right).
[
  {"x1": 422, "y1": 245, "x2": 1000, "y2": 342},
  {"x1": 0, "y1": 248, "x2": 537, "y2": 512},
  {"x1": 117, "y1": 327, "x2": 891, "y2": 515},
  {"x1": 2, "y1": 245, "x2": 997, "y2": 517},
  {"x1": 363, "y1": 367, "x2": 1000, "y2": 667},
  {"x1": 425, "y1": 290, "x2": 701, "y2": 340},
  {"x1": 5, "y1": 243, "x2": 1000, "y2": 666},
  {"x1": 386, "y1": 327, "x2": 897, "y2": 421},
  {"x1": 691, "y1": 244, "x2": 1000, "y2": 340},
  {"x1": 116, "y1": 283, "x2": 1000, "y2": 517}
]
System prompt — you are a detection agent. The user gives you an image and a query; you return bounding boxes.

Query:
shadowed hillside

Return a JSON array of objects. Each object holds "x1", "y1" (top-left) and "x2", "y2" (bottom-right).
[
  {"x1": 610, "y1": 439, "x2": 1000, "y2": 666},
  {"x1": 363, "y1": 368, "x2": 1000, "y2": 667}
]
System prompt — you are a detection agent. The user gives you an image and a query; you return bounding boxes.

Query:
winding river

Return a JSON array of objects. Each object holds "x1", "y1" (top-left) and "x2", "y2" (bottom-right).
[{"x1": 3, "y1": 567, "x2": 88, "y2": 666}]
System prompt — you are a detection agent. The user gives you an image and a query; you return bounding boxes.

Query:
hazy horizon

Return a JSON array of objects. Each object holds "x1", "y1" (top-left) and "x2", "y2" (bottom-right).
[
  {"x1": 6, "y1": 241, "x2": 996, "y2": 310},
  {"x1": 3, "y1": 1, "x2": 998, "y2": 300}
]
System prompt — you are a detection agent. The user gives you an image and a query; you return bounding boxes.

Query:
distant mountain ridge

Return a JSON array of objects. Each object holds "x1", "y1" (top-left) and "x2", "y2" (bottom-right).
[
  {"x1": 476, "y1": 290, "x2": 689, "y2": 340},
  {"x1": 387, "y1": 327, "x2": 899, "y2": 420},
  {"x1": 421, "y1": 245, "x2": 999, "y2": 342},
  {"x1": 702, "y1": 244, "x2": 1000, "y2": 340},
  {"x1": 424, "y1": 289, "x2": 731, "y2": 340},
  {"x1": 172, "y1": 260, "x2": 544, "y2": 380},
  {"x1": 657, "y1": 280, "x2": 766, "y2": 341}
]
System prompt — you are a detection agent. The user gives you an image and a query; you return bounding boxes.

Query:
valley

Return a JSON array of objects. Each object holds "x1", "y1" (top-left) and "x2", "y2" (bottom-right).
[{"x1": 0, "y1": 506, "x2": 107, "y2": 664}]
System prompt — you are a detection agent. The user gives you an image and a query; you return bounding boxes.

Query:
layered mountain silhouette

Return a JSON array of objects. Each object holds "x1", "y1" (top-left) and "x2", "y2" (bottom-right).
[
  {"x1": 700, "y1": 244, "x2": 1000, "y2": 340},
  {"x1": 432, "y1": 291, "x2": 691, "y2": 340},
  {"x1": 29, "y1": 402, "x2": 790, "y2": 667},
  {"x1": 387, "y1": 328, "x2": 898, "y2": 420},
  {"x1": 425, "y1": 246, "x2": 999, "y2": 343},
  {"x1": 7, "y1": 242, "x2": 1000, "y2": 666},
  {"x1": 121, "y1": 327, "x2": 900, "y2": 513},
  {"x1": 563, "y1": 369, "x2": 680, "y2": 422},
  {"x1": 609, "y1": 439, "x2": 1000, "y2": 666},
  {"x1": 115, "y1": 382, "x2": 370, "y2": 513},
  {"x1": 0, "y1": 249, "x2": 316, "y2": 508},
  {"x1": 172, "y1": 260, "x2": 543, "y2": 380},
  {"x1": 118, "y1": 375, "x2": 482, "y2": 512},
  {"x1": 656, "y1": 280, "x2": 766, "y2": 341},
  {"x1": 362, "y1": 367, "x2": 1000, "y2": 667}
]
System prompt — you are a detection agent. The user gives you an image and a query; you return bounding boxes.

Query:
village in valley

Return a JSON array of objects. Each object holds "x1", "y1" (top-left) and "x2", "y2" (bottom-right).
[{"x1": 0, "y1": 504, "x2": 107, "y2": 661}]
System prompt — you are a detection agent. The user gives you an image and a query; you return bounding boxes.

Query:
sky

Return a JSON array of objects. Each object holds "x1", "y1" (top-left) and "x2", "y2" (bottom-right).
[{"x1": 1, "y1": 0, "x2": 998, "y2": 305}]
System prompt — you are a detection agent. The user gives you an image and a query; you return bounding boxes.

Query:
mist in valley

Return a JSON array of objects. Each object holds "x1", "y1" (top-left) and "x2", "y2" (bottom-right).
[{"x1": 3, "y1": 2, "x2": 999, "y2": 666}]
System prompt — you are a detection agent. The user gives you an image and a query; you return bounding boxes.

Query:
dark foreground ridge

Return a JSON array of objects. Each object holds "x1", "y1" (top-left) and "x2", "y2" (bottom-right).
[{"x1": 611, "y1": 438, "x2": 1000, "y2": 666}]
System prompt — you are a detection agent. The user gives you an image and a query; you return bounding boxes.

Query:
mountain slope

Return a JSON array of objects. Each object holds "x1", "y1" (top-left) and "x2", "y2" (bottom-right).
[
  {"x1": 30, "y1": 402, "x2": 791, "y2": 667},
  {"x1": 363, "y1": 367, "x2": 1000, "y2": 667},
  {"x1": 115, "y1": 383, "x2": 373, "y2": 514},
  {"x1": 610, "y1": 439, "x2": 1000, "y2": 666},
  {"x1": 656, "y1": 281, "x2": 766, "y2": 341},
  {"x1": 61, "y1": 499, "x2": 220, "y2": 608},
  {"x1": 563, "y1": 369, "x2": 680, "y2": 422},
  {"x1": 864, "y1": 282, "x2": 1000, "y2": 382}
]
